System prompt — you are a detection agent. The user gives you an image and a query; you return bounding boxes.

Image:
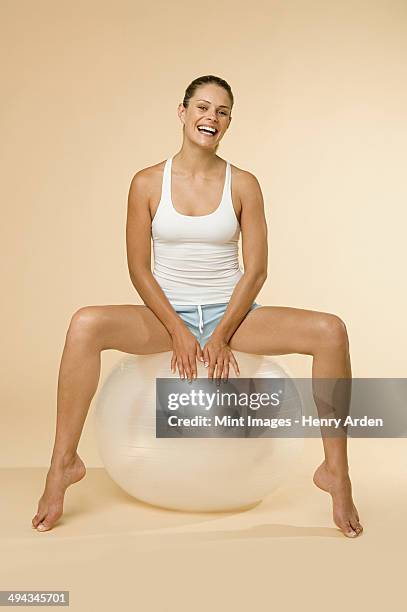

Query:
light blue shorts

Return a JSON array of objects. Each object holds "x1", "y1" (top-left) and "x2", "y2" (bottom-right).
[{"x1": 172, "y1": 302, "x2": 262, "y2": 348}]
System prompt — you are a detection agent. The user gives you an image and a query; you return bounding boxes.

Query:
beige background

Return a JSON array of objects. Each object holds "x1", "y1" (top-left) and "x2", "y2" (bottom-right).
[
  {"x1": 1, "y1": 1, "x2": 407, "y2": 610},
  {"x1": 2, "y1": 0, "x2": 406, "y2": 468}
]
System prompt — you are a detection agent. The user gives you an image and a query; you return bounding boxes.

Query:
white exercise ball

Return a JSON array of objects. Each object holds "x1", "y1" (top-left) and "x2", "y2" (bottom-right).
[{"x1": 94, "y1": 351, "x2": 303, "y2": 512}]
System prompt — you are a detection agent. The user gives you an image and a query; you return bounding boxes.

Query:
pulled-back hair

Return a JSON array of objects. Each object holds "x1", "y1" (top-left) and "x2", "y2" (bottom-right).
[{"x1": 182, "y1": 75, "x2": 234, "y2": 109}]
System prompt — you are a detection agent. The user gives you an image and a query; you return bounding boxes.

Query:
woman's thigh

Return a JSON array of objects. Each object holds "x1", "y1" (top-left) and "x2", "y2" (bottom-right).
[
  {"x1": 228, "y1": 305, "x2": 347, "y2": 356},
  {"x1": 68, "y1": 304, "x2": 173, "y2": 354}
]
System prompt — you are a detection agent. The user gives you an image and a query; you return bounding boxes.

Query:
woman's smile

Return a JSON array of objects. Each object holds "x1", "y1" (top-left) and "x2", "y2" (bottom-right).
[{"x1": 196, "y1": 124, "x2": 218, "y2": 137}]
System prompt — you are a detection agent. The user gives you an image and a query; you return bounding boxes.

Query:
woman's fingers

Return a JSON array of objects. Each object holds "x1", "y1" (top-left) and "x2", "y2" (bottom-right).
[
  {"x1": 177, "y1": 358, "x2": 185, "y2": 380},
  {"x1": 174, "y1": 352, "x2": 199, "y2": 382},
  {"x1": 215, "y1": 357, "x2": 225, "y2": 384},
  {"x1": 207, "y1": 354, "x2": 216, "y2": 380},
  {"x1": 177, "y1": 355, "x2": 200, "y2": 382},
  {"x1": 182, "y1": 356, "x2": 192, "y2": 382},
  {"x1": 202, "y1": 348, "x2": 209, "y2": 368},
  {"x1": 206, "y1": 351, "x2": 226, "y2": 382},
  {"x1": 229, "y1": 352, "x2": 240, "y2": 377},
  {"x1": 186, "y1": 352, "x2": 198, "y2": 382},
  {"x1": 213, "y1": 351, "x2": 238, "y2": 382},
  {"x1": 189, "y1": 354, "x2": 197, "y2": 379},
  {"x1": 196, "y1": 343, "x2": 204, "y2": 363},
  {"x1": 172, "y1": 346, "x2": 237, "y2": 382},
  {"x1": 222, "y1": 360, "x2": 230, "y2": 382},
  {"x1": 175, "y1": 351, "x2": 236, "y2": 381},
  {"x1": 173, "y1": 347, "x2": 237, "y2": 383}
]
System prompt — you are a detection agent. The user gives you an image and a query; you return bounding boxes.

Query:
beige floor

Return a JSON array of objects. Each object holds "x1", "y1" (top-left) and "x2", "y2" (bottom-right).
[{"x1": 1, "y1": 438, "x2": 405, "y2": 611}]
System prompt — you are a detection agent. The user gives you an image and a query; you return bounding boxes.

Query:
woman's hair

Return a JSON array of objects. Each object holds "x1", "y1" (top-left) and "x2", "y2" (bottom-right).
[{"x1": 182, "y1": 75, "x2": 234, "y2": 110}]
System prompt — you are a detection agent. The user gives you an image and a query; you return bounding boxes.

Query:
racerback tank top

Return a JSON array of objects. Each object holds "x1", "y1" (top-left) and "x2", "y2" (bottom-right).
[{"x1": 151, "y1": 156, "x2": 243, "y2": 305}]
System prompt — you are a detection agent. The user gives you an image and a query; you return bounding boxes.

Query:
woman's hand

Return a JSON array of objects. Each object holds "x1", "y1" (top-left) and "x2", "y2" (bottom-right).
[
  {"x1": 170, "y1": 325, "x2": 204, "y2": 382},
  {"x1": 202, "y1": 334, "x2": 240, "y2": 383}
]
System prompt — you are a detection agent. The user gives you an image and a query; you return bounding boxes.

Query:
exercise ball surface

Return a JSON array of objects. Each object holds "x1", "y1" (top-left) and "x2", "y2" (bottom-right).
[{"x1": 94, "y1": 351, "x2": 303, "y2": 512}]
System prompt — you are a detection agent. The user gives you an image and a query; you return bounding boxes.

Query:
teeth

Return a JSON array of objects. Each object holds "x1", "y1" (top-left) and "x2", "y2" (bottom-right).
[{"x1": 198, "y1": 126, "x2": 217, "y2": 133}]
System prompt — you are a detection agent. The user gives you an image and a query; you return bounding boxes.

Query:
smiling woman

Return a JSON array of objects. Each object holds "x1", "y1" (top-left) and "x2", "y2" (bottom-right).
[
  {"x1": 180, "y1": 75, "x2": 233, "y2": 151},
  {"x1": 32, "y1": 73, "x2": 363, "y2": 539}
]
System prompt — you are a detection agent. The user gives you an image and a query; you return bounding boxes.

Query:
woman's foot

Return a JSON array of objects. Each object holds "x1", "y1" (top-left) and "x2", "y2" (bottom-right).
[
  {"x1": 313, "y1": 460, "x2": 363, "y2": 538},
  {"x1": 32, "y1": 453, "x2": 86, "y2": 532}
]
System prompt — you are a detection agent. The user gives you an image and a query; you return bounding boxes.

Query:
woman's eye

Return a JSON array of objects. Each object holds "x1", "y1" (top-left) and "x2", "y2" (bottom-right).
[{"x1": 198, "y1": 105, "x2": 228, "y2": 116}]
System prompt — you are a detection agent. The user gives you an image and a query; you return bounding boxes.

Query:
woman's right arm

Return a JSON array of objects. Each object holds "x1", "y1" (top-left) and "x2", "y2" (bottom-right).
[{"x1": 126, "y1": 169, "x2": 203, "y2": 380}]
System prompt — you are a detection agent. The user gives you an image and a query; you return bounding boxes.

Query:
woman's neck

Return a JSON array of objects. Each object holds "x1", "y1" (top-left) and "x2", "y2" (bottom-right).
[{"x1": 173, "y1": 147, "x2": 222, "y2": 176}]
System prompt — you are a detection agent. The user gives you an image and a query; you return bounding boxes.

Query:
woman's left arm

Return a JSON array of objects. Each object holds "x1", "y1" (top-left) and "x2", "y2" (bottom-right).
[
  {"x1": 202, "y1": 170, "x2": 268, "y2": 378},
  {"x1": 202, "y1": 171, "x2": 267, "y2": 382}
]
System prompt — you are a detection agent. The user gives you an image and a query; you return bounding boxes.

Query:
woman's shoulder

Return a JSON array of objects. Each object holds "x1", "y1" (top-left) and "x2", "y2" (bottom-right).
[
  {"x1": 229, "y1": 161, "x2": 263, "y2": 199},
  {"x1": 126, "y1": 161, "x2": 163, "y2": 220},
  {"x1": 128, "y1": 159, "x2": 167, "y2": 204},
  {"x1": 130, "y1": 159, "x2": 166, "y2": 185}
]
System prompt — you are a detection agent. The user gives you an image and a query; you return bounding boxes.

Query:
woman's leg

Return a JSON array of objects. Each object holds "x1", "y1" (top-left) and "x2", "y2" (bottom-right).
[
  {"x1": 228, "y1": 305, "x2": 363, "y2": 538},
  {"x1": 32, "y1": 304, "x2": 174, "y2": 532}
]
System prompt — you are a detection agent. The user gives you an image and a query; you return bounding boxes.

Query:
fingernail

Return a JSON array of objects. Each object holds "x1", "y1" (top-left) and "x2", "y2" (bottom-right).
[
  {"x1": 37, "y1": 524, "x2": 46, "y2": 531},
  {"x1": 204, "y1": 362, "x2": 208, "y2": 367}
]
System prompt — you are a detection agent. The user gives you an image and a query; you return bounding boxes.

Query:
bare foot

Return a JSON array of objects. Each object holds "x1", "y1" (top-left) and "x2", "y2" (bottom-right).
[
  {"x1": 32, "y1": 453, "x2": 86, "y2": 532},
  {"x1": 313, "y1": 460, "x2": 363, "y2": 538}
]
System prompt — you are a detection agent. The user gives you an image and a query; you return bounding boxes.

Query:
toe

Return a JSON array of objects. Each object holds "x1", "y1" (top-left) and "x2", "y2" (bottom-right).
[
  {"x1": 36, "y1": 508, "x2": 62, "y2": 532},
  {"x1": 36, "y1": 523, "x2": 48, "y2": 531},
  {"x1": 349, "y1": 516, "x2": 363, "y2": 536},
  {"x1": 32, "y1": 512, "x2": 45, "y2": 528},
  {"x1": 341, "y1": 521, "x2": 358, "y2": 537},
  {"x1": 37, "y1": 518, "x2": 54, "y2": 531}
]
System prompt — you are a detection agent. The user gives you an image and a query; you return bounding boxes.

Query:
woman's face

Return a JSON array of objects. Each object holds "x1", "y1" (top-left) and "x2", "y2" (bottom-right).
[{"x1": 178, "y1": 83, "x2": 232, "y2": 149}]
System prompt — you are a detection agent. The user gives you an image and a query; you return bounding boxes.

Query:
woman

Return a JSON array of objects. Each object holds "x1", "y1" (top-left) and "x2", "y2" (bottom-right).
[{"x1": 32, "y1": 75, "x2": 363, "y2": 537}]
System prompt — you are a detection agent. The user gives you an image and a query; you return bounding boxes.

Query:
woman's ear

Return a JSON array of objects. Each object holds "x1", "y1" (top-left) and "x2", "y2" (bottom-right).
[{"x1": 177, "y1": 102, "x2": 186, "y2": 126}]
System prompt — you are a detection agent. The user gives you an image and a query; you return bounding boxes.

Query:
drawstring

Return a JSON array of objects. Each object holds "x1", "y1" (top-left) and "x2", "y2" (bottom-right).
[{"x1": 197, "y1": 305, "x2": 204, "y2": 333}]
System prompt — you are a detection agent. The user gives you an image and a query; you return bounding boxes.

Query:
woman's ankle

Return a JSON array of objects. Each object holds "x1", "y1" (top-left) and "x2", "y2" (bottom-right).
[
  {"x1": 323, "y1": 459, "x2": 350, "y2": 478},
  {"x1": 50, "y1": 451, "x2": 78, "y2": 470}
]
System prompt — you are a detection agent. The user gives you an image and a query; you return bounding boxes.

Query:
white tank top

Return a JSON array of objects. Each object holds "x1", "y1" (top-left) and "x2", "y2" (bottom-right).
[{"x1": 151, "y1": 156, "x2": 243, "y2": 305}]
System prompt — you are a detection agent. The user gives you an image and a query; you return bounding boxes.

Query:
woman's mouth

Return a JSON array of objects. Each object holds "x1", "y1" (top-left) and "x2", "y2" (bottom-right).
[{"x1": 197, "y1": 125, "x2": 218, "y2": 137}]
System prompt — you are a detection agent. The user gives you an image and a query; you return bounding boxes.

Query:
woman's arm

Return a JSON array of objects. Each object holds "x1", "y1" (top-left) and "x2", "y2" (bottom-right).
[
  {"x1": 211, "y1": 170, "x2": 268, "y2": 343},
  {"x1": 126, "y1": 169, "x2": 187, "y2": 336}
]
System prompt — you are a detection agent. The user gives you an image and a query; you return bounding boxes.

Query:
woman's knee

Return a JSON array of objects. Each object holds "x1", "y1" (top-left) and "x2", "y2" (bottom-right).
[
  {"x1": 66, "y1": 306, "x2": 104, "y2": 346},
  {"x1": 317, "y1": 313, "x2": 349, "y2": 351}
]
